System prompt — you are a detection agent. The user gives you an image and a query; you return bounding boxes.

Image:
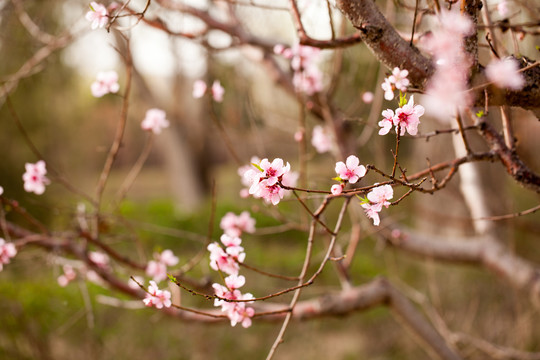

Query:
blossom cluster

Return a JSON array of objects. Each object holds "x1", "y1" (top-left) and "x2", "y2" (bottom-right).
[
  {"x1": 361, "y1": 185, "x2": 394, "y2": 226},
  {"x1": 274, "y1": 43, "x2": 323, "y2": 95},
  {"x1": 143, "y1": 280, "x2": 172, "y2": 309},
  {"x1": 146, "y1": 249, "x2": 179, "y2": 283},
  {"x1": 243, "y1": 158, "x2": 296, "y2": 206},
  {"x1": 331, "y1": 155, "x2": 366, "y2": 195},
  {"x1": 208, "y1": 212, "x2": 256, "y2": 327},
  {"x1": 378, "y1": 96, "x2": 424, "y2": 136},
  {"x1": 0, "y1": 238, "x2": 17, "y2": 272},
  {"x1": 213, "y1": 274, "x2": 255, "y2": 328},
  {"x1": 192, "y1": 80, "x2": 225, "y2": 102},
  {"x1": 381, "y1": 67, "x2": 409, "y2": 101}
]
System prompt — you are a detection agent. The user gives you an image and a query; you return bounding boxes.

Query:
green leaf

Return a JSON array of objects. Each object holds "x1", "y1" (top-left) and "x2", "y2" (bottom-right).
[
  {"x1": 89, "y1": 3, "x2": 95, "y2": 11},
  {"x1": 167, "y1": 274, "x2": 177, "y2": 283},
  {"x1": 399, "y1": 92, "x2": 408, "y2": 107},
  {"x1": 476, "y1": 110, "x2": 485, "y2": 118},
  {"x1": 356, "y1": 194, "x2": 370, "y2": 205},
  {"x1": 332, "y1": 176, "x2": 342, "y2": 182},
  {"x1": 251, "y1": 163, "x2": 263, "y2": 172}
]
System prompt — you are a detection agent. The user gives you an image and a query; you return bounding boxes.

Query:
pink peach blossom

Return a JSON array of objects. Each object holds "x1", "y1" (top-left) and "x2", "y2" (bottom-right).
[
  {"x1": 378, "y1": 109, "x2": 395, "y2": 136},
  {"x1": 335, "y1": 155, "x2": 366, "y2": 184},
  {"x1": 23, "y1": 160, "x2": 50, "y2": 195},
  {"x1": 393, "y1": 96, "x2": 424, "y2": 136},
  {"x1": 143, "y1": 281, "x2": 172, "y2": 309},
  {"x1": 331, "y1": 184, "x2": 343, "y2": 195}
]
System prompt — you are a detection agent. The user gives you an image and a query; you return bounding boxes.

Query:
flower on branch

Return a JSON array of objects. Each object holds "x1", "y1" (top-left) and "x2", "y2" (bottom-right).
[
  {"x1": 0, "y1": 238, "x2": 17, "y2": 271},
  {"x1": 22, "y1": 160, "x2": 50, "y2": 195},
  {"x1": 212, "y1": 275, "x2": 255, "y2": 328},
  {"x1": 361, "y1": 185, "x2": 394, "y2": 226},
  {"x1": 378, "y1": 109, "x2": 395, "y2": 136},
  {"x1": 244, "y1": 158, "x2": 292, "y2": 205},
  {"x1": 331, "y1": 184, "x2": 343, "y2": 195},
  {"x1": 91, "y1": 71, "x2": 119, "y2": 98},
  {"x1": 143, "y1": 281, "x2": 172, "y2": 309},
  {"x1": 208, "y1": 242, "x2": 244, "y2": 276},
  {"x1": 141, "y1": 108, "x2": 170, "y2": 134},
  {"x1": 85, "y1": 2, "x2": 109, "y2": 30},
  {"x1": 381, "y1": 67, "x2": 409, "y2": 100},
  {"x1": 393, "y1": 96, "x2": 424, "y2": 136},
  {"x1": 485, "y1": 58, "x2": 525, "y2": 90},
  {"x1": 335, "y1": 155, "x2": 366, "y2": 184}
]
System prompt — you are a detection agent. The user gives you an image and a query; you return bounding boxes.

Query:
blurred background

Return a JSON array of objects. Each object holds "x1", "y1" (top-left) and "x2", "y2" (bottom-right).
[{"x1": 1, "y1": 0, "x2": 540, "y2": 359}]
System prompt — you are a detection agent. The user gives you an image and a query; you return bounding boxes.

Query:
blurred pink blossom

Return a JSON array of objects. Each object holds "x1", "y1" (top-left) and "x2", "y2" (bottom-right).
[
  {"x1": 362, "y1": 91, "x2": 374, "y2": 104},
  {"x1": 85, "y1": 2, "x2": 108, "y2": 30},
  {"x1": 220, "y1": 212, "x2": 256, "y2": 238},
  {"x1": 422, "y1": 10, "x2": 474, "y2": 121},
  {"x1": 0, "y1": 238, "x2": 17, "y2": 271},
  {"x1": 91, "y1": 71, "x2": 119, "y2": 97},
  {"x1": 141, "y1": 108, "x2": 170, "y2": 134},
  {"x1": 23, "y1": 160, "x2": 50, "y2": 195},
  {"x1": 211, "y1": 80, "x2": 225, "y2": 102},
  {"x1": 311, "y1": 125, "x2": 333, "y2": 153},
  {"x1": 57, "y1": 265, "x2": 77, "y2": 287},
  {"x1": 485, "y1": 58, "x2": 525, "y2": 90},
  {"x1": 192, "y1": 80, "x2": 207, "y2": 98}
]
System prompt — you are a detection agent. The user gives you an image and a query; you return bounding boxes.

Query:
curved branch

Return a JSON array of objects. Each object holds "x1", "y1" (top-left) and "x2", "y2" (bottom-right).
[{"x1": 382, "y1": 228, "x2": 540, "y2": 302}]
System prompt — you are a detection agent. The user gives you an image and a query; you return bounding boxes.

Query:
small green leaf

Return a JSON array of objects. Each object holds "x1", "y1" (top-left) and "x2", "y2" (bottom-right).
[
  {"x1": 476, "y1": 110, "x2": 485, "y2": 118},
  {"x1": 89, "y1": 3, "x2": 95, "y2": 11},
  {"x1": 356, "y1": 194, "x2": 370, "y2": 205},
  {"x1": 251, "y1": 163, "x2": 263, "y2": 172},
  {"x1": 167, "y1": 274, "x2": 177, "y2": 283},
  {"x1": 332, "y1": 176, "x2": 342, "y2": 182},
  {"x1": 399, "y1": 92, "x2": 408, "y2": 107}
]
